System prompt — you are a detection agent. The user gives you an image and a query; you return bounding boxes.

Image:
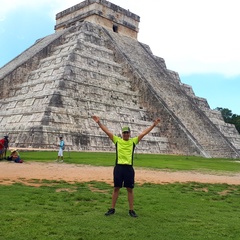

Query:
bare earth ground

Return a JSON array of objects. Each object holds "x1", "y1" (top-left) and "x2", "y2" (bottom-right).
[{"x1": 1, "y1": 161, "x2": 240, "y2": 186}]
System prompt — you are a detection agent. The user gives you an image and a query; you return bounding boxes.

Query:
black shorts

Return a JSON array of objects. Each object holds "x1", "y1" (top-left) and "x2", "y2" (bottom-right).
[{"x1": 113, "y1": 165, "x2": 135, "y2": 188}]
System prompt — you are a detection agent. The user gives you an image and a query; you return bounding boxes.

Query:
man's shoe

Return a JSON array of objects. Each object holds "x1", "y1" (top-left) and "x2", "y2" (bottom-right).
[
  {"x1": 105, "y1": 208, "x2": 115, "y2": 216},
  {"x1": 129, "y1": 210, "x2": 138, "y2": 218}
]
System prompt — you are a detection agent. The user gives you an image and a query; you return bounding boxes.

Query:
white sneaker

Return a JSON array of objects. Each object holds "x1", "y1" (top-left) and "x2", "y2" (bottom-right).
[{"x1": 59, "y1": 160, "x2": 63, "y2": 162}]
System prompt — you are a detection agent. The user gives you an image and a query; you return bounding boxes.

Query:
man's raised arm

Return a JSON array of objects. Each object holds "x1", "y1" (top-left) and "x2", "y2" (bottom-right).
[
  {"x1": 138, "y1": 118, "x2": 160, "y2": 142},
  {"x1": 92, "y1": 116, "x2": 114, "y2": 141}
]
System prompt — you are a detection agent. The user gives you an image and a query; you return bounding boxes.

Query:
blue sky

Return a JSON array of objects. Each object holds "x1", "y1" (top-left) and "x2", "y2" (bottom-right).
[{"x1": 0, "y1": 0, "x2": 239, "y2": 115}]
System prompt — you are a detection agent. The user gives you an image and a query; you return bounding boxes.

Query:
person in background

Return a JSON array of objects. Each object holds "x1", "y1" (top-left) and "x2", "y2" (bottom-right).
[
  {"x1": 92, "y1": 115, "x2": 160, "y2": 218},
  {"x1": 3, "y1": 136, "x2": 9, "y2": 160},
  {"x1": 7, "y1": 149, "x2": 23, "y2": 163},
  {"x1": 56, "y1": 136, "x2": 65, "y2": 162},
  {"x1": 0, "y1": 137, "x2": 5, "y2": 160}
]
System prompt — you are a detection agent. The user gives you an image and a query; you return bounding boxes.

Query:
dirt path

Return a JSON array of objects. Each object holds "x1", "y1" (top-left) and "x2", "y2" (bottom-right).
[{"x1": 1, "y1": 161, "x2": 240, "y2": 186}]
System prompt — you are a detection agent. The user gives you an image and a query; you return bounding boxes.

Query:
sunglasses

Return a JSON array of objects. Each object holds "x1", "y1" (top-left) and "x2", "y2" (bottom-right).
[{"x1": 122, "y1": 131, "x2": 130, "y2": 134}]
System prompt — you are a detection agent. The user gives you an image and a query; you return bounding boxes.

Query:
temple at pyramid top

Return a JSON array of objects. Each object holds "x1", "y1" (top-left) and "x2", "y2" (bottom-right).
[{"x1": 55, "y1": 0, "x2": 140, "y2": 39}]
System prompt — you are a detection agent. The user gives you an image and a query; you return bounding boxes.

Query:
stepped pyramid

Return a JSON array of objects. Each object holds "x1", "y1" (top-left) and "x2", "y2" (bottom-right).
[{"x1": 0, "y1": 0, "x2": 239, "y2": 158}]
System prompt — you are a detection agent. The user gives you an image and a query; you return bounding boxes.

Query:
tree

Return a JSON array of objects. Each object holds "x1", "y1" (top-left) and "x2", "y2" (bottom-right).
[{"x1": 215, "y1": 107, "x2": 240, "y2": 134}]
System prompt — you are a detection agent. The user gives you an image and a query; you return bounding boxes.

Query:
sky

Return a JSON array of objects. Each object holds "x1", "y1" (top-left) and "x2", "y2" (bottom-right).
[{"x1": 0, "y1": 0, "x2": 239, "y2": 115}]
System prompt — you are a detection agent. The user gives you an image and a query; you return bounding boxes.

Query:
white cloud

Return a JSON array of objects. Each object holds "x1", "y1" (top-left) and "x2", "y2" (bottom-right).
[
  {"x1": 1, "y1": 0, "x2": 240, "y2": 77},
  {"x1": 136, "y1": 0, "x2": 240, "y2": 77}
]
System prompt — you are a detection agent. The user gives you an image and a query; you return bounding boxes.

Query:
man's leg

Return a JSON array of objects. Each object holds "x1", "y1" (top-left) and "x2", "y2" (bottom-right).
[
  {"x1": 125, "y1": 166, "x2": 138, "y2": 217},
  {"x1": 105, "y1": 165, "x2": 122, "y2": 216},
  {"x1": 4, "y1": 149, "x2": 7, "y2": 159},
  {"x1": 127, "y1": 187, "x2": 134, "y2": 210},
  {"x1": 57, "y1": 148, "x2": 61, "y2": 161},
  {"x1": 111, "y1": 187, "x2": 120, "y2": 208},
  {"x1": 105, "y1": 187, "x2": 120, "y2": 216},
  {"x1": 127, "y1": 187, "x2": 138, "y2": 217}
]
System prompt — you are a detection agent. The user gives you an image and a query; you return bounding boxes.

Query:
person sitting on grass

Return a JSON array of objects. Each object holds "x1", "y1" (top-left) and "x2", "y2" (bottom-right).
[{"x1": 7, "y1": 149, "x2": 23, "y2": 163}]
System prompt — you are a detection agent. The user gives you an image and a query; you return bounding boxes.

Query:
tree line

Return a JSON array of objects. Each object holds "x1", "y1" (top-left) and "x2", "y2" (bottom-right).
[{"x1": 216, "y1": 107, "x2": 240, "y2": 134}]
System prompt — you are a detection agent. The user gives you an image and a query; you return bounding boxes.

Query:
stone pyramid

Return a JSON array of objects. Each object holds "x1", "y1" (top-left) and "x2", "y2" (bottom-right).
[{"x1": 0, "y1": 0, "x2": 239, "y2": 158}]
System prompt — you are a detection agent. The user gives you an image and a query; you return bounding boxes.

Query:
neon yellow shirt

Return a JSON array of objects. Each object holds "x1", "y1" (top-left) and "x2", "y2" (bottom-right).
[{"x1": 113, "y1": 135, "x2": 139, "y2": 165}]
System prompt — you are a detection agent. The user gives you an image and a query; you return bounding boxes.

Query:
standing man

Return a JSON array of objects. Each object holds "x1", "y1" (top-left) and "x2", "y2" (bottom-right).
[
  {"x1": 56, "y1": 136, "x2": 65, "y2": 162},
  {"x1": 0, "y1": 137, "x2": 5, "y2": 160},
  {"x1": 92, "y1": 115, "x2": 160, "y2": 217},
  {"x1": 3, "y1": 136, "x2": 9, "y2": 160}
]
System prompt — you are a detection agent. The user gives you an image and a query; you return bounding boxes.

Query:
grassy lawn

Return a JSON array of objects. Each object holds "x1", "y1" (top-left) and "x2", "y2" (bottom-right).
[
  {"x1": 18, "y1": 150, "x2": 240, "y2": 172},
  {"x1": 1, "y1": 151, "x2": 240, "y2": 239}
]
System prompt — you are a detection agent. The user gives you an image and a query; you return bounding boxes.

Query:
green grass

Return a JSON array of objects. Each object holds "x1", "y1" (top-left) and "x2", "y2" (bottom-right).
[
  {"x1": 0, "y1": 181, "x2": 240, "y2": 240},
  {"x1": 17, "y1": 150, "x2": 240, "y2": 173},
  {"x1": 1, "y1": 151, "x2": 240, "y2": 239}
]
